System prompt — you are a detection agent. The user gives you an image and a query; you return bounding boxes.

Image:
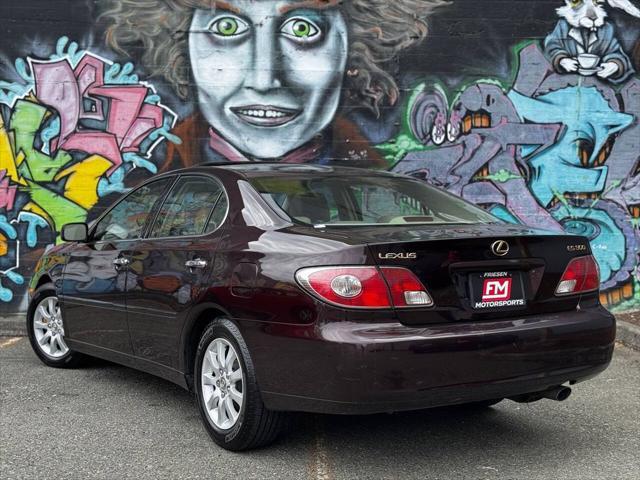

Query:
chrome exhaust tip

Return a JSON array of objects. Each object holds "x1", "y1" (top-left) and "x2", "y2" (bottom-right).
[
  {"x1": 508, "y1": 385, "x2": 572, "y2": 403},
  {"x1": 540, "y1": 385, "x2": 572, "y2": 402}
]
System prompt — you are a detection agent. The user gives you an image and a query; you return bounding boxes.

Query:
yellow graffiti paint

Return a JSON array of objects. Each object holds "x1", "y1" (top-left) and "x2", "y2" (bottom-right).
[
  {"x1": 22, "y1": 202, "x2": 53, "y2": 228},
  {"x1": 53, "y1": 155, "x2": 112, "y2": 210},
  {"x1": 0, "y1": 233, "x2": 7, "y2": 256},
  {"x1": 0, "y1": 115, "x2": 26, "y2": 186}
]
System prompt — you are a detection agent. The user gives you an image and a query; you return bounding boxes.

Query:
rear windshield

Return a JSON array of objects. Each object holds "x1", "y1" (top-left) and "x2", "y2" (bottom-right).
[{"x1": 249, "y1": 174, "x2": 499, "y2": 227}]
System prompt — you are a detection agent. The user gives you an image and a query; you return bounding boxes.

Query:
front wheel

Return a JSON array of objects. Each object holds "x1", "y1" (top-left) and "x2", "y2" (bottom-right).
[
  {"x1": 27, "y1": 283, "x2": 84, "y2": 368},
  {"x1": 194, "y1": 318, "x2": 287, "y2": 451}
]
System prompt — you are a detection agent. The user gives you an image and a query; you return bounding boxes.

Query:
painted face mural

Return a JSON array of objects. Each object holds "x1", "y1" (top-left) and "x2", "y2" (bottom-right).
[
  {"x1": 189, "y1": 1, "x2": 348, "y2": 159},
  {"x1": 0, "y1": 0, "x2": 639, "y2": 313}
]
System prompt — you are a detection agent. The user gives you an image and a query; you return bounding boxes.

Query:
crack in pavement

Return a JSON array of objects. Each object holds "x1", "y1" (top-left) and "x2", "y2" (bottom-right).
[
  {"x1": 0, "y1": 337, "x2": 22, "y2": 349},
  {"x1": 309, "y1": 418, "x2": 334, "y2": 480}
]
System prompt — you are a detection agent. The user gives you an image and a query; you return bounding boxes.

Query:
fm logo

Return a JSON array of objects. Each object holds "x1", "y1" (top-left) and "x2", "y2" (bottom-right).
[{"x1": 481, "y1": 278, "x2": 512, "y2": 301}]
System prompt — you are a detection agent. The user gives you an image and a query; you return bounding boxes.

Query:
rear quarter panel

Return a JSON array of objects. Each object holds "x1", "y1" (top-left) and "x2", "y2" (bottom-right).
[{"x1": 206, "y1": 224, "x2": 383, "y2": 325}]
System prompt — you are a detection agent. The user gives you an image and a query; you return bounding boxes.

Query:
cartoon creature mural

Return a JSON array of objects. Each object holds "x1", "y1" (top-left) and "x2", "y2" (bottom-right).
[
  {"x1": 544, "y1": 0, "x2": 640, "y2": 82},
  {"x1": 384, "y1": 42, "x2": 640, "y2": 309},
  {"x1": 0, "y1": 0, "x2": 639, "y2": 313}
]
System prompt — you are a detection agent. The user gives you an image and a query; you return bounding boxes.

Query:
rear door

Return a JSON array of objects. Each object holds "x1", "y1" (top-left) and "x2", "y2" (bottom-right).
[
  {"x1": 126, "y1": 174, "x2": 229, "y2": 369},
  {"x1": 62, "y1": 178, "x2": 174, "y2": 354}
]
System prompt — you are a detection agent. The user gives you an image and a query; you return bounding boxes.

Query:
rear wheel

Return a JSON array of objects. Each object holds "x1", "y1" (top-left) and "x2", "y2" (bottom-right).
[
  {"x1": 194, "y1": 318, "x2": 287, "y2": 451},
  {"x1": 27, "y1": 283, "x2": 84, "y2": 368}
]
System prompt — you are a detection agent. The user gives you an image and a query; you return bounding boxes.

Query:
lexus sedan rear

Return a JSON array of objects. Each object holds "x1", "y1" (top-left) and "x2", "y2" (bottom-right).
[{"x1": 27, "y1": 164, "x2": 615, "y2": 451}]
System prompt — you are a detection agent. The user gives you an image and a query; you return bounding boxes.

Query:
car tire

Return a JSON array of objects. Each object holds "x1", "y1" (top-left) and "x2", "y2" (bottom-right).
[
  {"x1": 194, "y1": 318, "x2": 287, "y2": 451},
  {"x1": 27, "y1": 283, "x2": 85, "y2": 368}
]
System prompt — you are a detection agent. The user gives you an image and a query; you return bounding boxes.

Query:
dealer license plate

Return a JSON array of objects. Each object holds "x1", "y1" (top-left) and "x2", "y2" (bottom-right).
[{"x1": 469, "y1": 271, "x2": 526, "y2": 310}]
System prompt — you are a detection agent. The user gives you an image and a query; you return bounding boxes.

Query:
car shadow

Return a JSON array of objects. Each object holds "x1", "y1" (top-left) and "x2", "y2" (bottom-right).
[
  {"x1": 38, "y1": 350, "x2": 574, "y2": 459},
  {"x1": 293, "y1": 401, "x2": 554, "y2": 443}
]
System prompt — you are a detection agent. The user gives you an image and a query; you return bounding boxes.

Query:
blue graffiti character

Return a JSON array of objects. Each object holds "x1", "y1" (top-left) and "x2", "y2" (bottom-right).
[
  {"x1": 508, "y1": 86, "x2": 634, "y2": 284},
  {"x1": 508, "y1": 86, "x2": 633, "y2": 208}
]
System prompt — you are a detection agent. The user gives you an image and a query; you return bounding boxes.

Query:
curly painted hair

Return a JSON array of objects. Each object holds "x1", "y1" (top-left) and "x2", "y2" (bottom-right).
[{"x1": 102, "y1": 0, "x2": 447, "y2": 114}]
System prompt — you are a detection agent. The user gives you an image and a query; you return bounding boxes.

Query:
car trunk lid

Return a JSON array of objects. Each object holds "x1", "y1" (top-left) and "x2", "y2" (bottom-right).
[{"x1": 361, "y1": 224, "x2": 591, "y2": 324}]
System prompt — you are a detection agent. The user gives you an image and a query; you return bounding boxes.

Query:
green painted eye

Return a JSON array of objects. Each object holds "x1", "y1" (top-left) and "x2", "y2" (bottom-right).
[
  {"x1": 292, "y1": 20, "x2": 311, "y2": 37},
  {"x1": 218, "y1": 18, "x2": 238, "y2": 35},
  {"x1": 208, "y1": 15, "x2": 249, "y2": 37},
  {"x1": 281, "y1": 17, "x2": 321, "y2": 43}
]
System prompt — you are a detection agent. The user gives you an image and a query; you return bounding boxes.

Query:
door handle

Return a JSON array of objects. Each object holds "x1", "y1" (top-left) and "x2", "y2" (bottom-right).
[
  {"x1": 185, "y1": 258, "x2": 207, "y2": 270},
  {"x1": 113, "y1": 257, "x2": 131, "y2": 267}
]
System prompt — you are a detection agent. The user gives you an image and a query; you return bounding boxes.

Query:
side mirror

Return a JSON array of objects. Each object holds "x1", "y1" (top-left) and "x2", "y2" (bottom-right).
[{"x1": 61, "y1": 223, "x2": 89, "y2": 243}]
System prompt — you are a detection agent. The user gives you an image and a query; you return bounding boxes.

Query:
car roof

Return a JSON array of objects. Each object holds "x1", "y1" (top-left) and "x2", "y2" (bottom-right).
[{"x1": 168, "y1": 162, "x2": 402, "y2": 180}]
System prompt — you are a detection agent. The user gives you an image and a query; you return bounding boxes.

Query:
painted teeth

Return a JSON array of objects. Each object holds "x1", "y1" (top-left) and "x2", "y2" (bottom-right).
[{"x1": 240, "y1": 109, "x2": 288, "y2": 118}]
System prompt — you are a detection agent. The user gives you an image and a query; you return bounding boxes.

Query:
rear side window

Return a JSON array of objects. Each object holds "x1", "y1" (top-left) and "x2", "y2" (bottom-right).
[
  {"x1": 92, "y1": 178, "x2": 172, "y2": 242},
  {"x1": 149, "y1": 176, "x2": 227, "y2": 238}
]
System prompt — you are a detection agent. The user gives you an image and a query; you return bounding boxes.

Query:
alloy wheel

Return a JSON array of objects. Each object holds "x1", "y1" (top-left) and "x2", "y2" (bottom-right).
[
  {"x1": 32, "y1": 296, "x2": 69, "y2": 359},
  {"x1": 200, "y1": 338, "x2": 245, "y2": 430}
]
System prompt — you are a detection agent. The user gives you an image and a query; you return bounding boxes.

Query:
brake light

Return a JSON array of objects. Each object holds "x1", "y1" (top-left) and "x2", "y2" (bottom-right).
[
  {"x1": 296, "y1": 267, "x2": 390, "y2": 308},
  {"x1": 555, "y1": 255, "x2": 600, "y2": 296},
  {"x1": 380, "y1": 267, "x2": 433, "y2": 307},
  {"x1": 295, "y1": 266, "x2": 433, "y2": 309}
]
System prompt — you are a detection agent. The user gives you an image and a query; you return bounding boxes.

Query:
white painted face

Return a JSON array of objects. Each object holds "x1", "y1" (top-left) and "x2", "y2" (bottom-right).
[
  {"x1": 189, "y1": 0, "x2": 349, "y2": 159},
  {"x1": 557, "y1": 0, "x2": 607, "y2": 29}
]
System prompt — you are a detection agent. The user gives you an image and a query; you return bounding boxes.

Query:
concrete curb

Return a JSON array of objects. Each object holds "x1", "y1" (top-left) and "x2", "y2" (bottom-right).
[
  {"x1": 1, "y1": 312, "x2": 639, "y2": 351},
  {"x1": 615, "y1": 311, "x2": 640, "y2": 352},
  {"x1": 616, "y1": 320, "x2": 640, "y2": 352}
]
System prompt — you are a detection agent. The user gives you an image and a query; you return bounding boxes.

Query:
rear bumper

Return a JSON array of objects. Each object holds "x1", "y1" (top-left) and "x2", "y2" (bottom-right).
[{"x1": 241, "y1": 305, "x2": 615, "y2": 414}]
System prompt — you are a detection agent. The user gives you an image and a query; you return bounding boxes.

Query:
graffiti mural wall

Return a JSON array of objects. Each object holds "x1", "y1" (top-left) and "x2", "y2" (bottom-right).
[{"x1": 0, "y1": 0, "x2": 639, "y2": 313}]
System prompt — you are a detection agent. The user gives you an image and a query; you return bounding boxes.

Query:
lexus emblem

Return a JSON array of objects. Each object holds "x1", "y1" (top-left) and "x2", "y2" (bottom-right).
[{"x1": 491, "y1": 240, "x2": 509, "y2": 257}]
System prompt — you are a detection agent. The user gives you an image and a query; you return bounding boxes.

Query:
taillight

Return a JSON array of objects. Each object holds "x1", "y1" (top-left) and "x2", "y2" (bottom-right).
[
  {"x1": 555, "y1": 255, "x2": 600, "y2": 296},
  {"x1": 295, "y1": 266, "x2": 433, "y2": 309},
  {"x1": 380, "y1": 267, "x2": 433, "y2": 307},
  {"x1": 296, "y1": 267, "x2": 390, "y2": 308}
]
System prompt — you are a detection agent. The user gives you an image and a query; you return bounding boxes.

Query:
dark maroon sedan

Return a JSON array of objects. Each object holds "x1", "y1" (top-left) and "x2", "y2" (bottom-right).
[{"x1": 27, "y1": 164, "x2": 615, "y2": 450}]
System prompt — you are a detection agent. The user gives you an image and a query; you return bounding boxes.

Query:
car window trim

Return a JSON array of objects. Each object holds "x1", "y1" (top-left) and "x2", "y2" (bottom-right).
[
  {"x1": 140, "y1": 175, "x2": 181, "y2": 240},
  {"x1": 143, "y1": 173, "x2": 230, "y2": 241},
  {"x1": 202, "y1": 191, "x2": 224, "y2": 234},
  {"x1": 88, "y1": 175, "x2": 178, "y2": 245}
]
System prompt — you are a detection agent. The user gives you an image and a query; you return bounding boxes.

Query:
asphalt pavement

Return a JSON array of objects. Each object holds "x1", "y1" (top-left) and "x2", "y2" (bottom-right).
[{"x1": 1, "y1": 337, "x2": 639, "y2": 480}]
